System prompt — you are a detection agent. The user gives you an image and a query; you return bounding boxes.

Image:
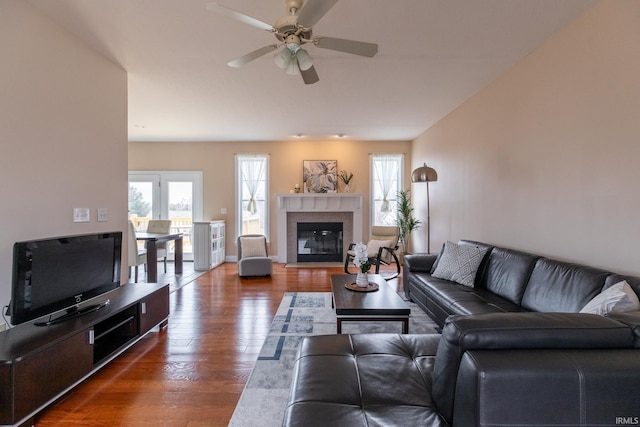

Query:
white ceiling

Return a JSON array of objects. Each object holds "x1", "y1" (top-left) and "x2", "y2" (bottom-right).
[{"x1": 28, "y1": 0, "x2": 596, "y2": 142}]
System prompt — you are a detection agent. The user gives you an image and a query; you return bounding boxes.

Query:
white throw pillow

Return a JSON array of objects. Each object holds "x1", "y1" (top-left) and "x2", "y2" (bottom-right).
[
  {"x1": 431, "y1": 241, "x2": 489, "y2": 287},
  {"x1": 580, "y1": 280, "x2": 640, "y2": 315},
  {"x1": 240, "y1": 236, "x2": 267, "y2": 258},
  {"x1": 366, "y1": 239, "x2": 393, "y2": 258}
]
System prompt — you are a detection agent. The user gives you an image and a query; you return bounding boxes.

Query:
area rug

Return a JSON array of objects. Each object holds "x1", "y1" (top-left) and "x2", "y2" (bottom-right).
[
  {"x1": 284, "y1": 262, "x2": 344, "y2": 268},
  {"x1": 228, "y1": 292, "x2": 440, "y2": 427}
]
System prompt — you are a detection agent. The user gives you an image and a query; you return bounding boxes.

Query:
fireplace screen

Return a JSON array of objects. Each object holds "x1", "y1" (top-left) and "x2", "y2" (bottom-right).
[{"x1": 297, "y1": 222, "x2": 343, "y2": 262}]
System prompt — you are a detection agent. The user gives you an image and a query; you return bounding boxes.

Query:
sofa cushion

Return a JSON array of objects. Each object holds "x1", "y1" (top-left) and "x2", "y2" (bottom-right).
[
  {"x1": 417, "y1": 276, "x2": 522, "y2": 314},
  {"x1": 366, "y1": 239, "x2": 393, "y2": 258},
  {"x1": 580, "y1": 280, "x2": 640, "y2": 315},
  {"x1": 283, "y1": 334, "x2": 446, "y2": 427},
  {"x1": 478, "y1": 247, "x2": 539, "y2": 305},
  {"x1": 432, "y1": 241, "x2": 489, "y2": 287},
  {"x1": 407, "y1": 272, "x2": 526, "y2": 327},
  {"x1": 605, "y1": 273, "x2": 640, "y2": 299},
  {"x1": 520, "y1": 258, "x2": 608, "y2": 312},
  {"x1": 457, "y1": 240, "x2": 495, "y2": 286},
  {"x1": 239, "y1": 236, "x2": 267, "y2": 257},
  {"x1": 448, "y1": 292, "x2": 526, "y2": 316}
]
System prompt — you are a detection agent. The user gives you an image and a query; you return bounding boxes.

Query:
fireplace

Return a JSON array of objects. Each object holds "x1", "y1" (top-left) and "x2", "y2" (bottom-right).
[
  {"x1": 297, "y1": 222, "x2": 343, "y2": 262},
  {"x1": 277, "y1": 194, "x2": 363, "y2": 264}
]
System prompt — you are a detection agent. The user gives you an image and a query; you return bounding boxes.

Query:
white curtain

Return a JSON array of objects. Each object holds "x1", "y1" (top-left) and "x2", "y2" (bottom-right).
[
  {"x1": 373, "y1": 156, "x2": 399, "y2": 213},
  {"x1": 242, "y1": 158, "x2": 265, "y2": 215}
]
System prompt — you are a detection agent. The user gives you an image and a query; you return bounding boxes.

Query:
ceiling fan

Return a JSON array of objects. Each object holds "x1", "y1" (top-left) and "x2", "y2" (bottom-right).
[{"x1": 207, "y1": 0, "x2": 378, "y2": 84}]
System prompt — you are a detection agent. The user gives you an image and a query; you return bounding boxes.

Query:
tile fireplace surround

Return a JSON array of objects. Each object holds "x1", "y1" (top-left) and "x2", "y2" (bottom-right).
[{"x1": 277, "y1": 194, "x2": 364, "y2": 264}]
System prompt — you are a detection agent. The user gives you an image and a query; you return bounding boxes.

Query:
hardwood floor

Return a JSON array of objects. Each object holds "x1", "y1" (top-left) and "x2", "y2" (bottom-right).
[{"x1": 35, "y1": 262, "x2": 402, "y2": 427}]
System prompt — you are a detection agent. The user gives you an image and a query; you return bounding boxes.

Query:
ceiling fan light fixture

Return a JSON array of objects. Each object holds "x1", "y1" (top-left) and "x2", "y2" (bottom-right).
[
  {"x1": 210, "y1": 0, "x2": 378, "y2": 85},
  {"x1": 274, "y1": 48, "x2": 292, "y2": 69},
  {"x1": 296, "y1": 49, "x2": 313, "y2": 71},
  {"x1": 285, "y1": 57, "x2": 299, "y2": 75}
]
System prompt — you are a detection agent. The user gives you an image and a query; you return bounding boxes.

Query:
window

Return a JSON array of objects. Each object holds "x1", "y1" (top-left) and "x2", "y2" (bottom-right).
[
  {"x1": 236, "y1": 154, "x2": 269, "y2": 240},
  {"x1": 370, "y1": 154, "x2": 404, "y2": 226},
  {"x1": 128, "y1": 171, "x2": 203, "y2": 260}
]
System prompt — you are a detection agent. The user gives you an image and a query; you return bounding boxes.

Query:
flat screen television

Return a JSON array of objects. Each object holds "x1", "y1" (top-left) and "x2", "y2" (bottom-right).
[{"x1": 9, "y1": 231, "x2": 122, "y2": 326}]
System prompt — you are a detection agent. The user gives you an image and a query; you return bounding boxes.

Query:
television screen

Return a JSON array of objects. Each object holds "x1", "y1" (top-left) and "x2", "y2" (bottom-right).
[{"x1": 10, "y1": 231, "x2": 122, "y2": 326}]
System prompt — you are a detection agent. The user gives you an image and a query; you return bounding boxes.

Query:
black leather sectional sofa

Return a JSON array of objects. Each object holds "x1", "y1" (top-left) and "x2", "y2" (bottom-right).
[
  {"x1": 283, "y1": 240, "x2": 640, "y2": 426},
  {"x1": 403, "y1": 240, "x2": 640, "y2": 327},
  {"x1": 284, "y1": 312, "x2": 640, "y2": 426}
]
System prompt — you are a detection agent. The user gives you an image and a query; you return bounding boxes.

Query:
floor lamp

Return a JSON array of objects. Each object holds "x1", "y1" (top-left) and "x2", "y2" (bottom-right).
[{"x1": 411, "y1": 163, "x2": 438, "y2": 253}]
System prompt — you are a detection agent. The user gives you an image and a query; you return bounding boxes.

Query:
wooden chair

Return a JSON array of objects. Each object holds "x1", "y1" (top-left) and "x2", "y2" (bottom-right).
[
  {"x1": 128, "y1": 221, "x2": 147, "y2": 282},
  {"x1": 344, "y1": 226, "x2": 401, "y2": 280},
  {"x1": 146, "y1": 219, "x2": 172, "y2": 273}
]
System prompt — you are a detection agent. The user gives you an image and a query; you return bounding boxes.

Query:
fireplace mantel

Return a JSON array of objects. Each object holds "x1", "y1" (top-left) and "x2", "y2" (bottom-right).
[{"x1": 277, "y1": 193, "x2": 364, "y2": 263}]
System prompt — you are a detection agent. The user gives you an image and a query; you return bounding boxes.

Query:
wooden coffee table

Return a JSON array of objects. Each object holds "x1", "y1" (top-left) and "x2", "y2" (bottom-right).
[{"x1": 331, "y1": 274, "x2": 411, "y2": 334}]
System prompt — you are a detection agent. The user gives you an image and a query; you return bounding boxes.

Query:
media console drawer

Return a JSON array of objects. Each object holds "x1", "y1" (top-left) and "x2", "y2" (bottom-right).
[
  {"x1": 140, "y1": 285, "x2": 170, "y2": 334},
  {"x1": 13, "y1": 331, "x2": 92, "y2": 422}
]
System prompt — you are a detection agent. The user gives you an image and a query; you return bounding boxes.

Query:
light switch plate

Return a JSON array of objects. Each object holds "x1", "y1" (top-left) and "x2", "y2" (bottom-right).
[
  {"x1": 97, "y1": 208, "x2": 109, "y2": 222},
  {"x1": 73, "y1": 208, "x2": 90, "y2": 222}
]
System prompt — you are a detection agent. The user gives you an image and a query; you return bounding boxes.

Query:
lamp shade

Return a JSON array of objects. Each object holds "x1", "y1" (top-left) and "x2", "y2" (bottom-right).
[
  {"x1": 285, "y1": 57, "x2": 299, "y2": 75},
  {"x1": 411, "y1": 164, "x2": 438, "y2": 182},
  {"x1": 296, "y1": 49, "x2": 313, "y2": 71},
  {"x1": 274, "y1": 48, "x2": 292, "y2": 69}
]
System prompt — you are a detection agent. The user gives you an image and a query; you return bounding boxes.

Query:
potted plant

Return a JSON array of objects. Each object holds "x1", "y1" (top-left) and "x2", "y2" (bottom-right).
[
  {"x1": 396, "y1": 189, "x2": 421, "y2": 255},
  {"x1": 339, "y1": 170, "x2": 353, "y2": 192}
]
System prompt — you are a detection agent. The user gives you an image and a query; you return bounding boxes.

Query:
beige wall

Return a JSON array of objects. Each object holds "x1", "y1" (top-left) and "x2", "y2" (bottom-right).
[
  {"x1": 129, "y1": 140, "x2": 412, "y2": 258},
  {"x1": 412, "y1": 0, "x2": 640, "y2": 274},
  {"x1": 0, "y1": 0, "x2": 128, "y2": 326}
]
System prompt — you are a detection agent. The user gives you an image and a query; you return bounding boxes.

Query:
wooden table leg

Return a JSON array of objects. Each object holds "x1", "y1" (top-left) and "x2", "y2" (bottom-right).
[
  {"x1": 174, "y1": 236, "x2": 183, "y2": 274},
  {"x1": 147, "y1": 240, "x2": 158, "y2": 283}
]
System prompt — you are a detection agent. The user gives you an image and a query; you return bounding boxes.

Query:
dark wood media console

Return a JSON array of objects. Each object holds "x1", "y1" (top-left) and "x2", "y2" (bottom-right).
[{"x1": 0, "y1": 282, "x2": 170, "y2": 427}]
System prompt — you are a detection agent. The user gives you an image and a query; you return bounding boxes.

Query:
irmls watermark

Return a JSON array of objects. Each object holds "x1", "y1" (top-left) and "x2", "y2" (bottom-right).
[{"x1": 616, "y1": 417, "x2": 640, "y2": 425}]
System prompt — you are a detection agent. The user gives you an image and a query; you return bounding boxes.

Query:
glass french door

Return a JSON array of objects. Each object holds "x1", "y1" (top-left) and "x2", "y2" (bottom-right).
[{"x1": 128, "y1": 171, "x2": 203, "y2": 260}]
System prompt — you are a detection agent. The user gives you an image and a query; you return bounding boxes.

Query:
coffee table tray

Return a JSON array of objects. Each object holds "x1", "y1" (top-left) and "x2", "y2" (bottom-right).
[{"x1": 344, "y1": 282, "x2": 379, "y2": 292}]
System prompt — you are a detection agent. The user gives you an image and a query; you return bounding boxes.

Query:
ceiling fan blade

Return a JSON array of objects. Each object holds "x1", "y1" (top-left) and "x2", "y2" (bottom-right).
[
  {"x1": 227, "y1": 44, "x2": 278, "y2": 67},
  {"x1": 206, "y1": 2, "x2": 274, "y2": 32},
  {"x1": 297, "y1": 0, "x2": 339, "y2": 28},
  {"x1": 314, "y1": 36, "x2": 378, "y2": 57},
  {"x1": 300, "y1": 65, "x2": 319, "y2": 85}
]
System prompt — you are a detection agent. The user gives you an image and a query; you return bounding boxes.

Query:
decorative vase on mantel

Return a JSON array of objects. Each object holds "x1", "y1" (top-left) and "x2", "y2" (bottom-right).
[
  {"x1": 356, "y1": 271, "x2": 369, "y2": 287},
  {"x1": 343, "y1": 184, "x2": 350, "y2": 193}
]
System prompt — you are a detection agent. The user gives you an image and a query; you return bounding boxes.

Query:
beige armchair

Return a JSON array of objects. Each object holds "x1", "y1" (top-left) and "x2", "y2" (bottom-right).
[
  {"x1": 237, "y1": 234, "x2": 273, "y2": 277},
  {"x1": 128, "y1": 221, "x2": 147, "y2": 282},
  {"x1": 147, "y1": 219, "x2": 172, "y2": 272},
  {"x1": 344, "y1": 226, "x2": 401, "y2": 280}
]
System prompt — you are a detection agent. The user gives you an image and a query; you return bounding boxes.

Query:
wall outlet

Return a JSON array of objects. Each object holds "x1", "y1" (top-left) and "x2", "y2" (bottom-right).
[
  {"x1": 221, "y1": 208, "x2": 227, "y2": 214},
  {"x1": 73, "y1": 208, "x2": 90, "y2": 222}
]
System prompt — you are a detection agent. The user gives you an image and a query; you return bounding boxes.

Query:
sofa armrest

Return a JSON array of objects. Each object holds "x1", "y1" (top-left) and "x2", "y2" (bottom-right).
[
  {"x1": 453, "y1": 348, "x2": 640, "y2": 427},
  {"x1": 607, "y1": 311, "x2": 640, "y2": 347},
  {"x1": 403, "y1": 254, "x2": 438, "y2": 296},
  {"x1": 403, "y1": 253, "x2": 438, "y2": 273},
  {"x1": 432, "y1": 312, "x2": 635, "y2": 424}
]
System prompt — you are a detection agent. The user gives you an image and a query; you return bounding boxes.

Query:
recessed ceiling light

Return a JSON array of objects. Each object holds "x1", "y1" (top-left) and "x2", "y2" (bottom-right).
[
  {"x1": 335, "y1": 133, "x2": 347, "y2": 138},
  {"x1": 293, "y1": 134, "x2": 304, "y2": 138}
]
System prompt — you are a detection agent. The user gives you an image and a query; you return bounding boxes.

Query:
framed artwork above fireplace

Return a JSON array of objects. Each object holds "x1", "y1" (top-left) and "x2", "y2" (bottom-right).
[{"x1": 303, "y1": 160, "x2": 337, "y2": 193}]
